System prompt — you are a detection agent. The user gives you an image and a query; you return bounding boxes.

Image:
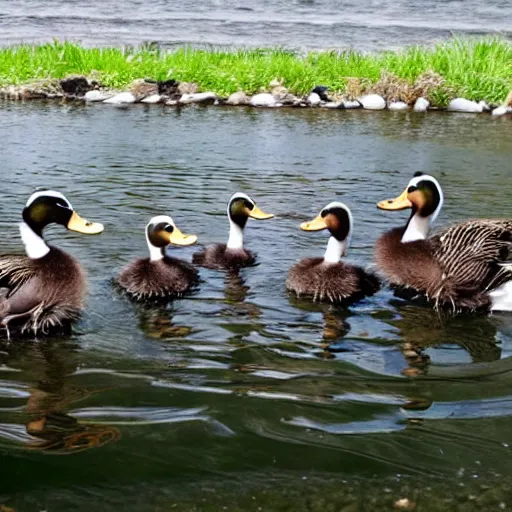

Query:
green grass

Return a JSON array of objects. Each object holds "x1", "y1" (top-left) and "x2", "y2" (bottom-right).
[{"x1": 0, "y1": 38, "x2": 511, "y2": 104}]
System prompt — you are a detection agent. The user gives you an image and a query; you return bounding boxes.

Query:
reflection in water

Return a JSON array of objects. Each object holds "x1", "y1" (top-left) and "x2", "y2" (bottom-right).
[
  {"x1": 223, "y1": 270, "x2": 261, "y2": 320},
  {"x1": 0, "y1": 342, "x2": 120, "y2": 454},
  {"x1": 135, "y1": 303, "x2": 192, "y2": 339}
]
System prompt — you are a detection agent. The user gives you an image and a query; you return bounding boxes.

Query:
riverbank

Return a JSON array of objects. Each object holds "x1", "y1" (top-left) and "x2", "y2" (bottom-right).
[{"x1": 0, "y1": 38, "x2": 511, "y2": 111}]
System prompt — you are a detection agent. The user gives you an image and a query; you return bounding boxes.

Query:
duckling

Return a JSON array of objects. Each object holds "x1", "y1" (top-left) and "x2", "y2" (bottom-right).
[
  {"x1": 116, "y1": 215, "x2": 198, "y2": 300},
  {"x1": 376, "y1": 172, "x2": 512, "y2": 313},
  {"x1": 286, "y1": 202, "x2": 380, "y2": 304},
  {"x1": 192, "y1": 192, "x2": 274, "y2": 270},
  {"x1": 0, "y1": 190, "x2": 103, "y2": 337}
]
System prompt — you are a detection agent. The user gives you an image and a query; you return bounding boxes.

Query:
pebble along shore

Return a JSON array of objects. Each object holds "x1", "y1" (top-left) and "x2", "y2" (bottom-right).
[{"x1": 1, "y1": 75, "x2": 511, "y2": 116}]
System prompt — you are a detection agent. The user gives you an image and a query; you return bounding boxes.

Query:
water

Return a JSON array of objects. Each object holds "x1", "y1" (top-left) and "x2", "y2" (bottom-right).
[
  {"x1": 0, "y1": 103, "x2": 512, "y2": 510},
  {"x1": 1, "y1": 0, "x2": 511, "y2": 51}
]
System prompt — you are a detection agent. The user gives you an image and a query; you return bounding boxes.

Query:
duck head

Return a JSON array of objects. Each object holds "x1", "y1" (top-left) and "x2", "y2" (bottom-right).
[
  {"x1": 145, "y1": 215, "x2": 197, "y2": 261},
  {"x1": 21, "y1": 191, "x2": 104, "y2": 259},
  {"x1": 377, "y1": 173, "x2": 444, "y2": 242},
  {"x1": 301, "y1": 201, "x2": 353, "y2": 263},
  {"x1": 226, "y1": 193, "x2": 274, "y2": 250}
]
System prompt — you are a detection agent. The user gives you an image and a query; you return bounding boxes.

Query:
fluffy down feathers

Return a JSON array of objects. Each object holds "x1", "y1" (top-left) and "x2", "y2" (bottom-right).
[
  {"x1": 116, "y1": 256, "x2": 198, "y2": 301},
  {"x1": 286, "y1": 257, "x2": 380, "y2": 305},
  {"x1": 192, "y1": 244, "x2": 256, "y2": 270}
]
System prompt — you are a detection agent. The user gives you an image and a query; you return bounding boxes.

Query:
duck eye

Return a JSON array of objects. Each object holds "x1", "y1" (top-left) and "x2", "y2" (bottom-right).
[
  {"x1": 164, "y1": 225, "x2": 174, "y2": 233},
  {"x1": 407, "y1": 186, "x2": 417, "y2": 193},
  {"x1": 245, "y1": 201, "x2": 254, "y2": 210},
  {"x1": 320, "y1": 210, "x2": 328, "y2": 218}
]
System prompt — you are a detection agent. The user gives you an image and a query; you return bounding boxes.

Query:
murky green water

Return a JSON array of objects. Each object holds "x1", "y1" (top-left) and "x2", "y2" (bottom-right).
[{"x1": 0, "y1": 103, "x2": 511, "y2": 511}]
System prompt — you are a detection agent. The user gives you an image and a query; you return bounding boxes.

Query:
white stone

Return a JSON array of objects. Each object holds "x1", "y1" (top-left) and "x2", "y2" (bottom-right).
[
  {"x1": 343, "y1": 100, "x2": 362, "y2": 109},
  {"x1": 84, "y1": 90, "x2": 113, "y2": 102},
  {"x1": 447, "y1": 98, "x2": 483, "y2": 113},
  {"x1": 165, "y1": 99, "x2": 178, "y2": 106},
  {"x1": 324, "y1": 101, "x2": 342, "y2": 109},
  {"x1": 179, "y1": 92, "x2": 217, "y2": 104},
  {"x1": 492, "y1": 106, "x2": 508, "y2": 117},
  {"x1": 140, "y1": 94, "x2": 162, "y2": 104},
  {"x1": 507, "y1": 107, "x2": 512, "y2": 114},
  {"x1": 307, "y1": 92, "x2": 321, "y2": 106},
  {"x1": 250, "y1": 93, "x2": 277, "y2": 107},
  {"x1": 103, "y1": 92, "x2": 137, "y2": 104},
  {"x1": 413, "y1": 97, "x2": 430, "y2": 112},
  {"x1": 388, "y1": 101, "x2": 408, "y2": 111},
  {"x1": 358, "y1": 94, "x2": 386, "y2": 110},
  {"x1": 478, "y1": 100, "x2": 491, "y2": 112}
]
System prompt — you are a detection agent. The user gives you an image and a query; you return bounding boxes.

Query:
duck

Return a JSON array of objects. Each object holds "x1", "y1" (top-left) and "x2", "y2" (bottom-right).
[
  {"x1": 116, "y1": 215, "x2": 198, "y2": 300},
  {"x1": 192, "y1": 192, "x2": 274, "y2": 270},
  {"x1": 0, "y1": 190, "x2": 103, "y2": 337},
  {"x1": 286, "y1": 201, "x2": 380, "y2": 304},
  {"x1": 376, "y1": 172, "x2": 512, "y2": 313}
]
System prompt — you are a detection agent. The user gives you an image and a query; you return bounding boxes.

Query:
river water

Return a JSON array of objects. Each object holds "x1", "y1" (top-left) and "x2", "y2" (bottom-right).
[
  {"x1": 1, "y1": 0, "x2": 512, "y2": 51},
  {"x1": 0, "y1": 102, "x2": 511, "y2": 510}
]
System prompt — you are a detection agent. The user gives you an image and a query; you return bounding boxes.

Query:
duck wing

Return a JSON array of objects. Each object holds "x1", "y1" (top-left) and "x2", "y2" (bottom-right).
[
  {"x1": 0, "y1": 254, "x2": 37, "y2": 294},
  {"x1": 431, "y1": 219, "x2": 512, "y2": 293}
]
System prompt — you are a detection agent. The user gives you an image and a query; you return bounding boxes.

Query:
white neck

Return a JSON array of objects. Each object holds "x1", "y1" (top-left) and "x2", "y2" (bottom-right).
[
  {"x1": 323, "y1": 236, "x2": 348, "y2": 264},
  {"x1": 20, "y1": 222, "x2": 50, "y2": 259},
  {"x1": 401, "y1": 213, "x2": 432, "y2": 243},
  {"x1": 226, "y1": 220, "x2": 244, "y2": 250},
  {"x1": 145, "y1": 233, "x2": 164, "y2": 261}
]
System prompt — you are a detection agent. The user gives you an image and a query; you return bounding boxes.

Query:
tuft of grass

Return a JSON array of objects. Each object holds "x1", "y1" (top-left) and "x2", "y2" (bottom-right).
[{"x1": 0, "y1": 38, "x2": 511, "y2": 104}]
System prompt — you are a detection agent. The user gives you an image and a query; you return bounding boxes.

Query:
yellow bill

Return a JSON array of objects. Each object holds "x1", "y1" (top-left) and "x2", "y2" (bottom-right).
[
  {"x1": 377, "y1": 188, "x2": 413, "y2": 211},
  {"x1": 168, "y1": 226, "x2": 197, "y2": 246},
  {"x1": 248, "y1": 205, "x2": 274, "y2": 220},
  {"x1": 300, "y1": 214, "x2": 328, "y2": 231},
  {"x1": 67, "y1": 211, "x2": 104, "y2": 234}
]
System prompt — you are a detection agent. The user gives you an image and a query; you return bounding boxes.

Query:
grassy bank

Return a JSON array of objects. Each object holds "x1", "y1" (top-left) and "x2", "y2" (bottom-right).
[{"x1": 0, "y1": 38, "x2": 511, "y2": 104}]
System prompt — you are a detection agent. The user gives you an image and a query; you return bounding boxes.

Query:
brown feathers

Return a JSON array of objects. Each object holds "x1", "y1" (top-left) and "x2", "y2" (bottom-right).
[
  {"x1": 0, "y1": 247, "x2": 86, "y2": 336},
  {"x1": 375, "y1": 220, "x2": 512, "y2": 313},
  {"x1": 116, "y1": 256, "x2": 198, "y2": 301},
  {"x1": 286, "y1": 257, "x2": 380, "y2": 305},
  {"x1": 192, "y1": 244, "x2": 256, "y2": 270}
]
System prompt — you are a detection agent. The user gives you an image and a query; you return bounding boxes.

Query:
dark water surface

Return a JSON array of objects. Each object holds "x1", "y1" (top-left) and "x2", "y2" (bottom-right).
[
  {"x1": 2, "y1": 0, "x2": 512, "y2": 51},
  {"x1": 0, "y1": 103, "x2": 512, "y2": 510}
]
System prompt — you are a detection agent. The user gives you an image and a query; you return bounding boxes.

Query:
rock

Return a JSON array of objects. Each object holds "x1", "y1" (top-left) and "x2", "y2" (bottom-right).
[
  {"x1": 225, "y1": 91, "x2": 251, "y2": 106},
  {"x1": 492, "y1": 106, "x2": 508, "y2": 117},
  {"x1": 312, "y1": 85, "x2": 330, "y2": 102},
  {"x1": 447, "y1": 98, "x2": 483, "y2": 113},
  {"x1": 307, "y1": 92, "x2": 321, "y2": 106},
  {"x1": 103, "y1": 92, "x2": 137, "y2": 104},
  {"x1": 359, "y1": 94, "x2": 386, "y2": 110},
  {"x1": 478, "y1": 100, "x2": 491, "y2": 112},
  {"x1": 271, "y1": 85, "x2": 297, "y2": 105},
  {"x1": 342, "y1": 99, "x2": 362, "y2": 109},
  {"x1": 388, "y1": 101, "x2": 408, "y2": 111},
  {"x1": 84, "y1": 90, "x2": 113, "y2": 102},
  {"x1": 129, "y1": 79, "x2": 158, "y2": 99},
  {"x1": 324, "y1": 101, "x2": 343, "y2": 109},
  {"x1": 140, "y1": 94, "x2": 163, "y2": 104},
  {"x1": 165, "y1": 99, "x2": 178, "y2": 106},
  {"x1": 60, "y1": 75, "x2": 91, "y2": 96},
  {"x1": 269, "y1": 78, "x2": 282, "y2": 88},
  {"x1": 250, "y1": 93, "x2": 277, "y2": 107},
  {"x1": 157, "y1": 79, "x2": 179, "y2": 96},
  {"x1": 179, "y1": 92, "x2": 217, "y2": 105},
  {"x1": 177, "y1": 82, "x2": 198, "y2": 95},
  {"x1": 413, "y1": 97, "x2": 430, "y2": 112}
]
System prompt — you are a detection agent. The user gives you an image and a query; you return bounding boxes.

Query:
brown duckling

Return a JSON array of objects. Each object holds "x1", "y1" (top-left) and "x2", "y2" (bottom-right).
[
  {"x1": 376, "y1": 172, "x2": 512, "y2": 313},
  {"x1": 286, "y1": 201, "x2": 380, "y2": 304},
  {"x1": 0, "y1": 190, "x2": 103, "y2": 337},
  {"x1": 117, "y1": 215, "x2": 198, "y2": 300},
  {"x1": 192, "y1": 192, "x2": 274, "y2": 270}
]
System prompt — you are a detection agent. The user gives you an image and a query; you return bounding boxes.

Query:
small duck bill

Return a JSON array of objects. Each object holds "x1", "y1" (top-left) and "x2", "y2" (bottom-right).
[{"x1": 67, "y1": 210, "x2": 104, "y2": 234}]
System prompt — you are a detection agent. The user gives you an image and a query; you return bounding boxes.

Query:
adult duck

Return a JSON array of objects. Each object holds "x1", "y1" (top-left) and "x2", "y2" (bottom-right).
[
  {"x1": 286, "y1": 201, "x2": 379, "y2": 304},
  {"x1": 0, "y1": 190, "x2": 103, "y2": 336},
  {"x1": 192, "y1": 192, "x2": 274, "y2": 270},
  {"x1": 376, "y1": 172, "x2": 512, "y2": 313},
  {"x1": 117, "y1": 215, "x2": 198, "y2": 300}
]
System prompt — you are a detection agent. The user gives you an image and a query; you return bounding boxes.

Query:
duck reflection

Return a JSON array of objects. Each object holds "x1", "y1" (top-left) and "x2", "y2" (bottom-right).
[
  {"x1": 223, "y1": 270, "x2": 261, "y2": 320},
  {"x1": 0, "y1": 341, "x2": 120, "y2": 454},
  {"x1": 387, "y1": 301, "x2": 501, "y2": 375},
  {"x1": 135, "y1": 302, "x2": 192, "y2": 339}
]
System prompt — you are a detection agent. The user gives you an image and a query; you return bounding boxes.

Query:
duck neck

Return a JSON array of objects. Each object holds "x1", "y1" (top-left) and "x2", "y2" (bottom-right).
[
  {"x1": 20, "y1": 222, "x2": 50, "y2": 259},
  {"x1": 226, "y1": 219, "x2": 244, "y2": 250},
  {"x1": 146, "y1": 234, "x2": 165, "y2": 262},
  {"x1": 323, "y1": 236, "x2": 347, "y2": 264},
  {"x1": 401, "y1": 212, "x2": 431, "y2": 243}
]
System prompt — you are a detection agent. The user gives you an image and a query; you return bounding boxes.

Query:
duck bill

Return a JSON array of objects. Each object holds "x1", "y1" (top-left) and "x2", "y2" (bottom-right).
[
  {"x1": 248, "y1": 205, "x2": 274, "y2": 220},
  {"x1": 169, "y1": 226, "x2": 197, "y2": 246},
  {"x1": 67, "y1": 211, "x2": 104, "y2": 234},
  {"x1": 377, "y1": 188, "x2": 413, "y2": 211},
  {"x1": 300, "y1": 215, "x2": 327, "y2": 231}
]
